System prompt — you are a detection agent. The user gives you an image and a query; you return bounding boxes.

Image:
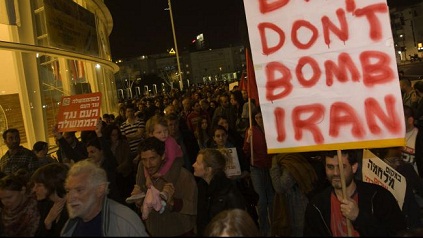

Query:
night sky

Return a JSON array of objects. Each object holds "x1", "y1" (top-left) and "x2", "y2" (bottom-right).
[
  {"x1": 104, "y1": 0, "x2": 415, "y2": 60},
  {"x1": 104, "y1": 0, "x2": 246, "y2": 59}
]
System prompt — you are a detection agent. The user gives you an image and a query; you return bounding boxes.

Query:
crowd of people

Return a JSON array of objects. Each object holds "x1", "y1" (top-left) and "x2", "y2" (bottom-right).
[{"x1": 0, "y1": 80, "x2": 422, "y2": 236}]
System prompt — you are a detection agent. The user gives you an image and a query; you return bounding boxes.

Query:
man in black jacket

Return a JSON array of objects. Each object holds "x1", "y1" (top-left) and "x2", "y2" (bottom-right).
[{"x1": 303, "y1": 149, "x2": 406, "y2": 236}]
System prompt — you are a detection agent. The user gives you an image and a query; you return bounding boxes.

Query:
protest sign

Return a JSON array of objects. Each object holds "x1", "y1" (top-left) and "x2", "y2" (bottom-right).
[
  {"x1": 220, "y1": 147, "x2": 242, "y2": 177},
  {"x1": 243, "y1": 0, "x2": 405, "y2": 153},
  {"x1": 362, "y1": 149, "x2": 406, "y2": 209},
  {"x1": 56, "y1": 92, "x2": 101, "y2": 132}
]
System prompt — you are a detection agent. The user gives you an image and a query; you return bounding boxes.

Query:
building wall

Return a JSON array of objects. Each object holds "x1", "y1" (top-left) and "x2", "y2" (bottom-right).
[
  {"x1": 115, "y1": 45, "x2": 245, "y2": 97},
  {"x1": 0, "y1": 0, "x2": 119, "y2": 157},
  {"x1": 390, "y1": 2, "x2": 423, "y2": 61}
]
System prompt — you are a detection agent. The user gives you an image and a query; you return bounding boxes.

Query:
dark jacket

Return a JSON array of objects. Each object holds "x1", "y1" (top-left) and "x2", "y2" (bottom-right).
[
  {"x1": 414, "y1": 128, "x2": 423, "y2": 177},
  {"x1": 196, "y1": 171, "x2": 247, "y2": 236},
  {"x1": 395, "y1": 163, "x2": 423, "y2": 229},
  {"x1": 56, "y1": 137, "x2": 87, "y2": 163},
  {"x1": 35, "y1": 199, "x2": 69, "y2": 237},
  {"x1": 303, "y1": 180, "x2": 406, "y2": 236}
]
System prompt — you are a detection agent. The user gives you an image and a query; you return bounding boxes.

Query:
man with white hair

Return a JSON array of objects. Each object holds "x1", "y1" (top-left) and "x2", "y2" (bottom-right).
[{"x1": 61, "y1": 160, "x2": 148, "y2": 237}]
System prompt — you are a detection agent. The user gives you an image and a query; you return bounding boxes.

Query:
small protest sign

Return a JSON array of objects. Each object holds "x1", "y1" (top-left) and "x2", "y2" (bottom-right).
[
  {"x1": 362, "y1": 149, "x2": 406, "y2": 209},
  {"x1": 56, "y1": 92, "x2": 101, "y2": 132},
  {"x1": 220, "y1": 147, "x2": 242, "y2": 177}
]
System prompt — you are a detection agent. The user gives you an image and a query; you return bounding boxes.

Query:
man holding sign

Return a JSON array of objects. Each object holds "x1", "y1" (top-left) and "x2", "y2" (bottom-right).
[{"x1": 303, "y1": 150, "x2": 405, "y2": 236}]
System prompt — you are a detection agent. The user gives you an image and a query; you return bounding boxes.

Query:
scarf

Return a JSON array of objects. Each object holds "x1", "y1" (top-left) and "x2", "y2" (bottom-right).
[{"x1": 2, "y1": 195, "x2": 40, "y2": 236}]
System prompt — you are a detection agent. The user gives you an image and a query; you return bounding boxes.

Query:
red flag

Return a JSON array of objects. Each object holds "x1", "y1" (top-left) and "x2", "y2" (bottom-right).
[
  {"x1": 239, "y1": 71, "x2": 247, "y2": 91},
  {"x1": 246, "y1": 48, "x2": 259, "y2": 106}
]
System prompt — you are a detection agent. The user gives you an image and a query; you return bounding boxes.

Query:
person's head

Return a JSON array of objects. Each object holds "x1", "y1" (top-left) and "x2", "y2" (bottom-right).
[
  {"x1": 172, "y1": 98, "x2": 181, "y2": 111},
  {"x1": 200, "y1": 116, "x2": 209, "y2": 131},
  {"x1": 63, "y1": 131, "x2": 77, "y2": 146},
  {"x1": 182, "y1": 97, "x2": 191, "y2": 111},
  {"x1": 104, "y1": 124, "x2": 124, "y2": 143},
  {"x1": 414, "y1": 81, "x2": 423, "y2": 98},
  {"x1": 0, "y1": 174, "x2": 28, "y2": 210},
  {"x1": 102, "y1": 113, "x2": 111, "y2": 124},
  {"x1": 33, "y1": 141, "x2": 49, "y2": 159},
  {"x1": 138, "y1": 137, "x2": 166, "y2": 177},
  {"x1": 109, "y1": 113, "x2": 115, "y2": 122},
  {"x1": 137, "y1": 101, "x2": 146, "y2": 112},
  {"x1": 403, "y1": 104, "x2": 415, "y2": 131},
  {"x1": 125, "y1": 103, "x2": 137, "y2": 119},
  {"x1": 230, "y1": 90, "x2": 244, "y2": 107},
  {"x1": 383, "y1": 147, "x2": 403, "y2": 170},
  {"x1": 118, "y1": 104, "x2": 126, "y2": 116},
  {"x1": 2, "y1": 128, "x2": 20, "y2": 150},
  {"x1": 218, "y1": 94, "x2": 230, "y2": 108},
  {"x1": 193, "y1": 92, "x2": 201, "y2": 101},
  {"x1": 193, "y1": 148, "x2": 227, "y2": 183},
  {"x1": 213, "y1": 125, "x2": 228, "y2": 148},
  {"x1": 80, "y1": 130, "x2": 98, "y2": 146},
  {"x1": 86, "y1": 138, "x2": 104, "y2": 164},
  {"x1": 321, "y1": 149, "x2": 359, "y2": 190},
  {"x1": 241, "y1": 90, "x2": 248, "y2": 101},
  {"x1": 31, "y1": 163, "x2": 69, "y2": 201},
  {"x1": 65, "y1": 160, "x2": 109, "y2": 222},
  {"x1": 200, "y1": 99, "x2": 210, "y2": 111},
  {"x1": 145, "y1": 115, "x2": 169, "y2": 142},
  {"x1": 165, "y1": 113, "x2": 179, "y2": 137},
  {"x1": 163, "y1": 105, "x2": 176, "y2": 115},
  {"x1": 400, "y1": 79, "x2": 412, "y2": 93},
  {"x1": 192, "y1": 101, "x2": 202, "y2": 113},
  {"x1": 216, "y1": 115, "x2": 229, "y2": 131},
  {"x1": 210, "y1": 100, "x2": 217, "y2": 109},
  {"x1": 204, "y1": 209, "x2": 260, "y2": 237},
  {"x1": 253, "y1": 108, "x2": 263, "y2": 128}
]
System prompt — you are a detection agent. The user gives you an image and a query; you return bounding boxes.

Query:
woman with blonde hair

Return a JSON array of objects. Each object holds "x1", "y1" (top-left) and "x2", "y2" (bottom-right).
[{"x1": 204, "y1": 208, "x2": 259, "y2": 237}]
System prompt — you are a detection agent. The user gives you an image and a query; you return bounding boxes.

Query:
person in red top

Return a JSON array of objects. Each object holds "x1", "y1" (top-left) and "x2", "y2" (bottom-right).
[
  {"x1": 304, "y1": 149, "x2": 406, "y2": 236},
  {"x1": 186, "y1": 101, "x2": 210, "y2": 133},
  {"x1": 243, "y1": 108, "x2": 274, "y2": 236}
]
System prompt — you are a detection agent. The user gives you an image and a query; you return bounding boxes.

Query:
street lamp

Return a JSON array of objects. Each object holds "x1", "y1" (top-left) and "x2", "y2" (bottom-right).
[{"x1": 167, "y1": 0, "x2": 183, "y2": 91}]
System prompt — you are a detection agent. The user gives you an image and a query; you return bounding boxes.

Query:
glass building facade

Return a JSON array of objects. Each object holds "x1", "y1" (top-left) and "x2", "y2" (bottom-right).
[{"x1": 0, "y1": 0, "x2": 118, "y2": 156}]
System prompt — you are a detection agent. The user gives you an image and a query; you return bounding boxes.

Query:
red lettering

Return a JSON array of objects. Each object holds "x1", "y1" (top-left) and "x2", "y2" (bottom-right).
[
  {"x1": 296, "y1": 56, "x2": 321, "y2": 87},
  {"x1": 322, "y1": 8, "x2": 349, "y2": 47},
  {"x1": 291, "y1": 20, "x2": 318, "y2": 49},
  {"x1": 354, "y1": 3, "x2": 388, "y2": 41},
  {"x1": 274, "y1": 108, "x2": 286, "y2": 142},
  {"x1": 324, "y1": 52, "x2": 361, "y2": 86},
  {"x1": 258, "y1": 22, "x2": 286, "y2": 55},
  {"x1": 292, "y1": 104, "x2": 325, "y2": 144},
  {"x1": 265, "y1": 62, "x2": 293, "y2": 101},
  {"x1": 365, "y1": 95, "x2": 402, "y2": 135},
  {"x1": 264, "y1": 51, "x2": 393, "y2": 101},
  {"x1": 360, "y1": 51, "x2": 394, "y2": 87},
  {"x1": 258, "y1": 0, "x2": 290, "y2": 14},
  {"x1": 273, "y1": 95, "x2": 402, "y2": 143},
  {"x1": 345, "y1": 0, "x2": 356, "y2": 13},
  {"x1": 329, "y1": 102, "x2": 365, "y2": 138}
]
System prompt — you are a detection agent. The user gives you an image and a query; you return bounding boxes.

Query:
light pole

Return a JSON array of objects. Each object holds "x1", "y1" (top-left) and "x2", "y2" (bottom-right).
[{"x1": 167, "y1": 0, "x2": 183, "y2": 91}]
